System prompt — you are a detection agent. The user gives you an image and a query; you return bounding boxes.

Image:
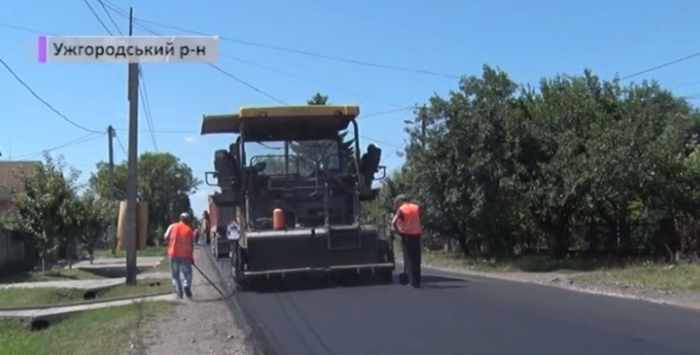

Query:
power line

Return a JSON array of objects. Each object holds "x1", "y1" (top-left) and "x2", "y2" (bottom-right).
[
  {"x1": 114, "y1": 132, "x2": 127, "y2": 155},
  {"x1": 0, "y1": 18, "x2": 406, "y2": 108},
  {"x1": 110, "y1": 106, "x2": 414, "y2": 135},
  {"x1": 98, "y1": 1, "x2": 459, "y2": 79},
  {"x1": 138, "y1": 68, "x2": 158, "y2": 151},
  {"x1": 220, "y1": 54, "x2": 404, "y2": 108},
  {"x1": 207, "y1": 64, "x2": 287, "y2": 104},
  {"x1": 0, "y1": 57, "x2": 101, "y2": 134},
  {"x1": 620, "y1": 52, "x2": 700, "y2": 81},
  {"x1": 97, "y1": 9, "x2": 288, "y2": 105},
  {"x1": 81, "y1": 0, "x2": 114, "y2": 35},
  {"x1": 12, "y1": 132, "x2": 104, "y2": 160},
  {"x1": 96, "y1": 0, "x2": 122, "y2": 35},
  {"x1": 0, "y1": 22, "x2": 54, "y2": 35}
]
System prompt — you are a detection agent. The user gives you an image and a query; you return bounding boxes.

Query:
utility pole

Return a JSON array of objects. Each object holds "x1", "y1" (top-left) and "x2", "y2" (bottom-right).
[
  {"x1": 125, "y1": 7, "x2": 140, "y2": 286},
  {"x1": 284, "y1": 141, "x2": 289, "y2": 174},
  {"x1": 107, "y1": 126, "x2": 116, "y2": 256},
  {"x1": 420, "y1": 104, "x2": 427, "y2": 147}
]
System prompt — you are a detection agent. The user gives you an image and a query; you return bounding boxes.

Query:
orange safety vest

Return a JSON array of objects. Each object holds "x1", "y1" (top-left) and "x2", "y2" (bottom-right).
[
  {"x1": 396, "y1": 203, "x2": 422, "y2": 236},
  {"x1": 167, "y1": 222, "x2": 195, "y2": 262}
]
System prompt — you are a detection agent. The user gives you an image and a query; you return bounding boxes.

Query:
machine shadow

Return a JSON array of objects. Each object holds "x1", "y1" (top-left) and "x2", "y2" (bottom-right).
[
  {"x1": 419, "y1": 274, "x2": 469, "y2": 290},
  {"x1": 242, "y1": 273, "x2": 470, "y2": 293}
]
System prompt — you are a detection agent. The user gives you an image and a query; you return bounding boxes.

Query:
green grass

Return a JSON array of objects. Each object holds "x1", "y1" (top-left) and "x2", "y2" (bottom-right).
[
  {"x1": 573, "y1": 263, "x2": 700, "y2": 292},
  {"x1": 152, "y1": 258, "x2": 171, "y2": 273},
  {"x1": 0, "y1": 279, "x2": 173, "y2": 307},
  {"x1": 92, "y1": 245, "x2": 166, "y2": 259},
  {"x1": 418, "y1": 251, "x2": 630, "y2": 273},
  {"x1": 0, "y1": 267, "x2": 103, "y2": 285},
  {"x1": 0, "y1": 301, "x2": 176, "y2": 355}
]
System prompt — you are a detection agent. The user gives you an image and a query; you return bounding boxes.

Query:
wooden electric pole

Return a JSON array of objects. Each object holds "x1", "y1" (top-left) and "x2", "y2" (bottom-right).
[
  {"x1": 107, "y1": 125, "x2": 116, "y2": 256},
  {"x1": 125, "y1": 7, "x2": 140, "y2": 285}
]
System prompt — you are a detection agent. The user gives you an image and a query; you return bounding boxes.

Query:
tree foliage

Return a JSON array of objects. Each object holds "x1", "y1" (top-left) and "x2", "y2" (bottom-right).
[
  {"x1": 290, "y1": 93, "x2": 355, "y2": 172},
  {"x1": 88, "y1": 152, "x2": 201, "y2": 244},
  {"x1": 366, "y1": 65, "x2": 700, "y2": 260},
  {"x1": 11, "y1": 153, "x2": 110, "y2": 269}
]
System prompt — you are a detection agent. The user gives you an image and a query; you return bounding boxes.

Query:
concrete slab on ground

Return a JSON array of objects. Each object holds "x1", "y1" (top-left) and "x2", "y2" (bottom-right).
[
  {"x1": 0, "y1": 272, "x2": 171, "y2": 289},
  {"x1": 71, "y1": 256, "x2": 163, "y2": 269},
  {"x1": 0, "y1": 294, "x2": 180, "y2": 320}
]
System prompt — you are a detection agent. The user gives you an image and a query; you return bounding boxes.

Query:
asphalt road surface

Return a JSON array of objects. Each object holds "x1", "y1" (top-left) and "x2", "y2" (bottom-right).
[{"x1": 217, "y1": 261, "x2": 700, "y2": 355}]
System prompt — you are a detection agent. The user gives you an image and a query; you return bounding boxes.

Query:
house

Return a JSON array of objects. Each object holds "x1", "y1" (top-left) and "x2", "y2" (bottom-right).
[
  {"x1": 0, "y1": 161, "x2": 40, "y2": 213},
  {"x1": 0, "y1": 161, "x2": 40, "y2": 274}
]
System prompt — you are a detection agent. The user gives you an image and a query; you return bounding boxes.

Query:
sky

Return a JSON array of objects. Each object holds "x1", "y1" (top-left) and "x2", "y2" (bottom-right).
[{"x1": 2, "y1": 0, "x2": 700, "y2": 215}]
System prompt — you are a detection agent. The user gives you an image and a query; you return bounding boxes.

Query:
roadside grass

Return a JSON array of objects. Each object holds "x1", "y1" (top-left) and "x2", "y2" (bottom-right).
[
  {"x1": 410, "y1": 248, "x2": 700, "y2": 292},
  {"x1": 0, "y1": 301, "x2": 176, "y2": 355},
  {"x1": 92, "y1": 245, "x2": 166, "y2": 259},
  {"x1": 572, "y1": 263, "x2": 700, "y2": 292},
  {"x1": 0, "y1": 278, "x2": 172, "y2": 307},
  {"x1": 152, "y1": 258, "x2": 171, "y2": 273},
  {"x1": 418, "y1": 251, "x2": 629, "y2": 273},
  {"x1": 0, "y1": 267, "x2": 103, "y2": 285}
]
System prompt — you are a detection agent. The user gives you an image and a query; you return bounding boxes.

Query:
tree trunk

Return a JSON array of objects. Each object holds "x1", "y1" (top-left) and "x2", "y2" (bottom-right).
[
  {"x1": 67, "y1": 244, "x2": 73, "y2": 269},
  {"x1": 40, "y1": 251, "x2": 46, "y2": 272},
  {"x1": 457, "y1": 234, "x2": 468, "y2": 255},
  {"x1": 587, "y1": 220, "x2": 599, "y2": 252},
  {"x1": 549, "y1": 222, "x2": 570, "y2": 259}
]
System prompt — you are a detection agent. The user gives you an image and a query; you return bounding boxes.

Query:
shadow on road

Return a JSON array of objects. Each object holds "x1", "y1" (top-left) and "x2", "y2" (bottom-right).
[
  {"x1": 240, "y1": 273, "x2": 471, "y2": 293},
  {"x1": 420, "y1": 274, "x2": 469, "y2": 289},
  {"x1": 245, "y1": 273, "x2": 396, "y2": 294}
]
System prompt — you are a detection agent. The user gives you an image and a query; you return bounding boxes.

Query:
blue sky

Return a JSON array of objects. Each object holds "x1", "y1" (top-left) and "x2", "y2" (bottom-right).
[{"x1": 2, "y1": 0, "x2": 700, "y2": 214}]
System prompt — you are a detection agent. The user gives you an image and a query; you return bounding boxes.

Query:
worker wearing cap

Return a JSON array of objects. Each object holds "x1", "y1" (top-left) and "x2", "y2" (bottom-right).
[
  {"x1": 391, "y1": 194, "x2": 423, "y2": 288},
  {"x1": 164, "y1": 212, "x2": 196, "y2": 299}
]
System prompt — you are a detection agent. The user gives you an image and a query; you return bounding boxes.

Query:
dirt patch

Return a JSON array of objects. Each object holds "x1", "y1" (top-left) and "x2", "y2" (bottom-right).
[{"x1": 143, "y1": 249, "x2": 249, "y2": 355}]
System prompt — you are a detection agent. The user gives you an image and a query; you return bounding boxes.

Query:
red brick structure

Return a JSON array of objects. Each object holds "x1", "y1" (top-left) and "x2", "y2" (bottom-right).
[{"x1": 0, "y1": 161, "x2": 40, "y2": 213}]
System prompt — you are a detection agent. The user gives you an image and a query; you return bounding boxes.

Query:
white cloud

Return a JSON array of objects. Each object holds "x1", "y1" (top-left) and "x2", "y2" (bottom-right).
[{"x1": 184, "y1": 136, "x2": 197, "y2": 143}]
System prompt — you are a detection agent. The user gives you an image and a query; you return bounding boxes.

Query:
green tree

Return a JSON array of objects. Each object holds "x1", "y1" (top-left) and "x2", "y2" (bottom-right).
[
  {"x1": 12, "y1": 153, "x2": 82, "y2": 270},
  {"x1": 290, "y1": 93, "x2": 356, "y2": 172},
  {"x1": 74, "y1": 193, "x2": 110, "y2": 263},
  {"x1": 394, "y1": 66, "x2": 700, "y2": 260},
  {"x1": 88, "y1": 152, "x2": 201, "y2": 245}
]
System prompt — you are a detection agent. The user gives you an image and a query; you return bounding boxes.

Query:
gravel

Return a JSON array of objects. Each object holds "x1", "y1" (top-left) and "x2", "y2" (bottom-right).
[{"x1": 142, "y1": 249, "x2": 250, "y2": 355}]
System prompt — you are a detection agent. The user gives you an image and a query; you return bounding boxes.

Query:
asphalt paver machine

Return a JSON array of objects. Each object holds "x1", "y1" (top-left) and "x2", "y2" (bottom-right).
[{"x1": 200, "y1": 104, "x2": 394, "y2": 290}]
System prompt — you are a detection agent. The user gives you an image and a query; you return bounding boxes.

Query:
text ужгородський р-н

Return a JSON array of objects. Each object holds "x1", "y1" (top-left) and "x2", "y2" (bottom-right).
[{"x1": 37, "y1": 35, "x2": 219, "y2": 64}]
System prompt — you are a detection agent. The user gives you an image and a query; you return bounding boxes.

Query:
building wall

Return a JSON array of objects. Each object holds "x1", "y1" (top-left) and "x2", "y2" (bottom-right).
[
  {"x1": 0, "y1": 200, "x2": 12, "y2": 214},
  {"x1": 0, "y1": 228, "x2": 27, "y2": 275}
]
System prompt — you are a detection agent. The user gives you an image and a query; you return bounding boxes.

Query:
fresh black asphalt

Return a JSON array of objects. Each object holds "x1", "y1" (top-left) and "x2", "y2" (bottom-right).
[{"x1": 214, "y1": 259, "x2": 700, "y2": 355}]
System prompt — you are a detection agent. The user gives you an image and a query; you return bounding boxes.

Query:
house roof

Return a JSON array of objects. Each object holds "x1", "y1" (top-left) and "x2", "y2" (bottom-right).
[{"x1": 0, "y1": 161, "x2": 40, "y2": 200}]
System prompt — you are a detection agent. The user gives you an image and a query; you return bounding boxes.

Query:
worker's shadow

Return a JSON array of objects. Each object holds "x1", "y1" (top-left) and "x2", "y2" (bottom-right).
[{"x1": 419, "y1": 275, "x2": 469, "y2": 289}]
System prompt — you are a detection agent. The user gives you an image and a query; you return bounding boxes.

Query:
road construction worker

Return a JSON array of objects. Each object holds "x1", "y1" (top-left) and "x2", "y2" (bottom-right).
[
  {"x1": 164, "y1": 212, "x2": 196, "y2": 299},
  {"x1": 391, "y1": 194, "x2": 423, "y2": 288},
  {"x1": 201, "y1": 211, "x2": 211, "y2": 244}
]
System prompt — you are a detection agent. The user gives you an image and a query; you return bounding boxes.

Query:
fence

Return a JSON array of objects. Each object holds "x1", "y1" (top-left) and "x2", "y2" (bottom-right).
[{"x1": 0, "y1": 227, "x2": 30, "y2": 276}]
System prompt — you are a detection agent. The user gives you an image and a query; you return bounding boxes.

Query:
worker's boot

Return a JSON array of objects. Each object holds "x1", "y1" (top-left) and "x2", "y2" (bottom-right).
[{"x1": 184, "y1": 286, "x2": 193, "y2": 298}]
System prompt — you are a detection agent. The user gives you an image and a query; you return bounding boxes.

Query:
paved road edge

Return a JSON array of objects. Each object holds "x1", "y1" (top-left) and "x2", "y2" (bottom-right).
[
  {"x1": 201, "y1": 246, "x2": 277, "y2": 355},
  {"x1": 416, "y1": 261, "x2": 700, "y2": 312}
]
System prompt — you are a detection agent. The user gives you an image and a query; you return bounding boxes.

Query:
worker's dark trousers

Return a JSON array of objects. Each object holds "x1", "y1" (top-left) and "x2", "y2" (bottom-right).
[{"x1": 400, "y1": 235, "x2": 422, "y2": 286}]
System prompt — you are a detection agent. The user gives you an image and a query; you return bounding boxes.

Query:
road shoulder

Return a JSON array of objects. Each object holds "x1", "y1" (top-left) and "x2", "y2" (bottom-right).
[
  {"x1": 418, "y1": 257, "x2": 700, "y2": 311},
  {"x1": 142, "y1": 248, "x2": 250, "y2": 355}
]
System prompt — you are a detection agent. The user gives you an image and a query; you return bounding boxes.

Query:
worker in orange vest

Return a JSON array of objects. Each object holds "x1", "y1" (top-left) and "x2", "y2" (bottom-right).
[
  {"x1": 391, "y1": 194, "x2": 423, "y2": 288},
  {"x1": 164, "y1": 212, "x2": 197, "y2": 299}
]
